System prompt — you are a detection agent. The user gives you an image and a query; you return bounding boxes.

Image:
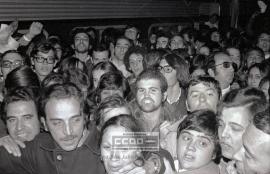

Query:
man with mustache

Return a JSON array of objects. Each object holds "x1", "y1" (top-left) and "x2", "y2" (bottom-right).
[
  {"x1": 0, "y1": 83, "x2": 106, "y2": 174},
  {"x1": 129, "y1": 69, "x2": 174, "y2": 132}
]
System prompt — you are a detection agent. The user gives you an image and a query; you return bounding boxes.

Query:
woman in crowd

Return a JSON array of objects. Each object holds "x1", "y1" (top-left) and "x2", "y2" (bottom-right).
[
  {"x1": 94, "y1": 95, "x2": 131, "y2": 129},
  {"x1": 86, "y1": 71, "x2": 131, "y2": 120},
  {"x1": 100, "y1": 114, "x2": 176, "y2": 174},
  {"x1": 4, "y1": 65, "x2": 40, "y2": 97},
  {"x1": 159, "y1": 53, "x2": 189, "y2": 120},
  {"x1": 91, "y1": 61, "x2": 119, "y2": 89},
  {"x1": 247, "y1": 62, "x2": 270, "y2": 88}
]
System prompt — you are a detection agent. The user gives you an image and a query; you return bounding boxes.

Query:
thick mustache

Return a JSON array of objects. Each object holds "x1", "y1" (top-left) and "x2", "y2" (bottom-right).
[{"x1": 61, "y1": 135, "x2": 77, "y2": 141}]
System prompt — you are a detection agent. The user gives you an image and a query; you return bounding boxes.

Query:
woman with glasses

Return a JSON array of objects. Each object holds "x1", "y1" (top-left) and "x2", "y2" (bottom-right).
[
  {"x1": 158, "y1": 53, "x2": 189, "y2": 121},
  {"x1": 100, "y1": 114, "x2": 176, "y2": 174},
  {"x1": 30, "y1": 41, "x2": 57, "y2": 81}
]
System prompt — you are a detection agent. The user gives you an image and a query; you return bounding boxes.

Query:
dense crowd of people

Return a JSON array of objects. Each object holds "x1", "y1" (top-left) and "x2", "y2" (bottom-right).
[{"x1": 0, "y1": 0, "x2": 269, "y2": 174}]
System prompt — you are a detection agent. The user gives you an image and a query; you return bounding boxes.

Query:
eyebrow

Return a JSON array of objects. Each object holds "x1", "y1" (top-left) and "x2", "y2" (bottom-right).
[
  {"x1": 229, "y1": 122, "x2": 244, "y2": 129},
  {"x1": 49, "y1": 114, "x2": 81, "y2": 121},
  {"x1": 181, "y1": 130, "x2": 212, "y2": 141},
  {"x1": 7, "y1": 114, "x2": 34, "y2": 119}
]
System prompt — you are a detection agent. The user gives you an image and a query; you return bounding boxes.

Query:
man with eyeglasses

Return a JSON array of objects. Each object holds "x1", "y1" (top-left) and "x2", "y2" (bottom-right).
[
  {"x1": 1, "y1": 50, "x2": 25, "y2": 81},
  {"x1": 207, "y1": 51, "x2": 235, "y2": 96},
  {"x1": 30, "y1": 42, "x2": 57, "y2": 81}
]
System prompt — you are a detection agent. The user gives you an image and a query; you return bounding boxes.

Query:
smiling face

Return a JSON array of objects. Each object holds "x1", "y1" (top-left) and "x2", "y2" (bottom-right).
[
  {"x1": 6, "y1": 101, "x2": 40, "y2": 142},
  {"x1": 177, "y1": 130, "x2": 215, "y2": 170},
  {"x1": 218, "y1": 106, "x2": 251, "y2": 159},
  {"x1": 101, "y1": 126, "x2": 138, "y2": 174},
  {"x1": 45, "y1": 97, "x2": 85, "y2": 151},
  {"x1": 136, "y1": 79, "x2": 164, "y2": 113}
]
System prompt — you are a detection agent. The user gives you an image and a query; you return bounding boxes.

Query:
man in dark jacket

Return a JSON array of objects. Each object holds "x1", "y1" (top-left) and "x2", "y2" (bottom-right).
[{"x1": 0, "y1": 83, "x2": 106, "y2": 174}]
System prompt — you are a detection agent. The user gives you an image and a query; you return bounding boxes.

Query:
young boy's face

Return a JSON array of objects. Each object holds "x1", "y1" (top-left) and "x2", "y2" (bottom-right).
[{"x1": 177, "y1": 130, "x2": 215, "y2": 170}]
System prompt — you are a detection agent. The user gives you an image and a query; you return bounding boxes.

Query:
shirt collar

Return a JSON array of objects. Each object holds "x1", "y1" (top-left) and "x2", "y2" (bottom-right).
[{"x1": 39, "y1": 125, "x2": 100, "y2": 155}]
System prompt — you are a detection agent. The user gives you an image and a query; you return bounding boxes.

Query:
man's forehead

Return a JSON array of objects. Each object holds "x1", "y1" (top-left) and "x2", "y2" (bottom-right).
[
  {"x1": 214, "y1": 53, "x2": 231, "y2": 64},
  {"x1": 126, "y1": 27, "x2": 137, "y2": 32},
  {"x1": 137, "y1": 79, "x2": 161, "y2": 88},
  {"x1": 3, "y1": 52, "x2": 23, "y2": 60},
  {"x1": 37, "y1": 50, "x2": 55, "y2": 57},
  {"x1": 75, "y1": 32, "x2": 89, "y2": 39},
  {"x1": 157, "y1": 37, "x2": 169, "y2": 41},
  {"x1": 189, "y1": 82, "x2": 217, "y2": 92},
  {"x1": 259, "y1": 33, "x2": 270, "y2": 39},
  {"x1": 116, "y1": 38, "x2": 130, "y2": 45}
]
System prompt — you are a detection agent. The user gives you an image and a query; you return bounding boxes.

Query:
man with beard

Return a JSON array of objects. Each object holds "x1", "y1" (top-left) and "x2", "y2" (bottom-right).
[
  {"x1": 129, "y1": 69, "x2": 174, "y2": 132},
  {"x1": 71, "y1": 28, "x2": 93, "y2": 70},
  {"x1": 207, "y1": 52, "x2": 235, "y2": 96}
]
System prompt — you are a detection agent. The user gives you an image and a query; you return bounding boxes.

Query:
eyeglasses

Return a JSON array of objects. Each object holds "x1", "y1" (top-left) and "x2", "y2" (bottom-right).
[
  {"x1": 213, "y1": 62, "x2": 234, "y2": 69},
  {"x1": 1, "y1": 60, "x2": 24, "y2": 68},
  {"x1": 158, "y1": 65, "x2": 174, "y2": 73},
  {"x1": 34, "y1": 56, "x2": 55, "y2": 64}
]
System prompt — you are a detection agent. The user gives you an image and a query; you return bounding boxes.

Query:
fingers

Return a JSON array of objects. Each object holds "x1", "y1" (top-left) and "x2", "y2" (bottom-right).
[
  {"x1": 160, "y1": 121, "x2": 171, "y2": 129},
  {"x1": 0, "y1": 136, "x2": 22, "y2": 157},
  {"x1": 119, "y1": 162, "x2": 136, "y2": 173},
  {"x1": 15, "y1": 139, "x2": 26, "y2": 149},
  {"x1": 124, "y1": 167, "x2": 146, "y2": 174}
]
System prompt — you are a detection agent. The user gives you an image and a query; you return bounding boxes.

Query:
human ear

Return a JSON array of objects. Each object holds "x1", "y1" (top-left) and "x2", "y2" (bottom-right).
[
  {"x1": 163, "y1": 92, "x2": 168, "y2": 102},
  {"x1": 208, "y1": 68, "x2": 215, "y2": 77},
  {"x1": 40, "y1": 117, "x2": 48, "y2": 131}
]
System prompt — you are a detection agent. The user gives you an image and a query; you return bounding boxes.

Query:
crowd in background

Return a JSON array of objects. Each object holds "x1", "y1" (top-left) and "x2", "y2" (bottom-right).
[{"x1": 0, "y1": 0, "x2": 269, "y2": 174}]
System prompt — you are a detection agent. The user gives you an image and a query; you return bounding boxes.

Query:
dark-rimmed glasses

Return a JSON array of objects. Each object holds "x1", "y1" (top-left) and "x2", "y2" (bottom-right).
[
  {"x1": 34, "y1": 56, "x2": 55, "y2": 64},
  {"x1": 1, "y1": 60, "x2": 24, "y2": 68},
  {"x1": 158, "y1": 65, "x2": 174, "y2": 73}
]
